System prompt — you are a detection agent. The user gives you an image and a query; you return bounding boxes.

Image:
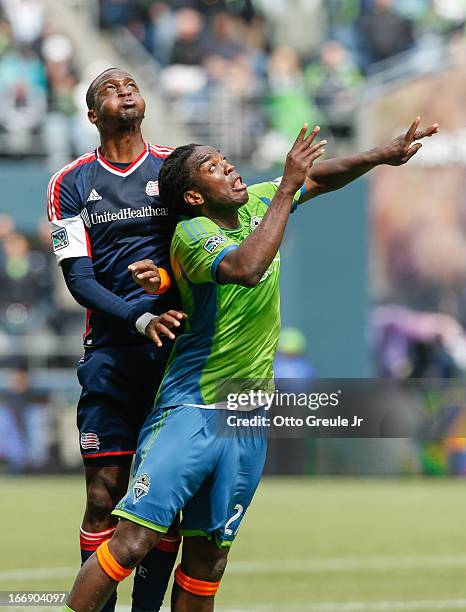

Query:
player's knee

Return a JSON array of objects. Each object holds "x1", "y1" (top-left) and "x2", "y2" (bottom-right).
[
  {"x1": 110, "y1": 521, "x2": 160, "y2": 569},
  {"x1": 205, "y1": 553, "x2": 228, "y2": 582},
  {"x1": 182, "y1": 537, "x2": 229, "y2": 582},
  {"x1": 85, "y1": 468, "x2": 129, "y2": 524},
  {"x1": 85, "y1": 483, "x2": 116, "y2": 523}
]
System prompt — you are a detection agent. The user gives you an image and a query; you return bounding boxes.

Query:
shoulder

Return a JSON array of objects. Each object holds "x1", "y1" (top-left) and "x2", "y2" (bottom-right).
[
  {"x1": 47, "y1": 150, "x2": 96, "y2": 221},
  {"x1": 243, "y1": 181, "x2": 278, "y2": 216},
  {"x1": 247, "y1": 181, "x2": 279, "y2": 202},
  {"x1": 174, "y1": 216, "x2": 220, "y2": 245},
  {"x1": 148, "y1": 143, "x2": 174, "y2": 160},
  {"x1": 48, "y1": 150, "x2": 97, "y2": 189}
]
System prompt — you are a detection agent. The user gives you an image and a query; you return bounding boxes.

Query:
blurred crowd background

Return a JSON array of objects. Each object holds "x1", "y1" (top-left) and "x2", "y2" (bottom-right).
[{"x1": 2, "y1": 0, "x2": 466, "y2": 476}]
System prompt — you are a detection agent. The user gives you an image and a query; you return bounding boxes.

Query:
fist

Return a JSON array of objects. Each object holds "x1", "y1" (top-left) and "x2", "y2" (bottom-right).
[{"x1": 128, "y1": 260, "x2": 161, "y2": 293}]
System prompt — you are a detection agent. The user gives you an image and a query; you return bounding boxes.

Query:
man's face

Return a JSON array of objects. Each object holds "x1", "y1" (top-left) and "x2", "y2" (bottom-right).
[
  {"x1": 88, "y1": 70, "x2": 145, "y2": 128},
  {"x1": 187, "y1": 146, "x2": 249, "y2": 210}
]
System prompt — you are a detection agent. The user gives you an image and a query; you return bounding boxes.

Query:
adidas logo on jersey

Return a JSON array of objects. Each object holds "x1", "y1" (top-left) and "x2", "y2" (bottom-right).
[{"x1": 87, "y1": 189, "x2": 102, "y2": 202}]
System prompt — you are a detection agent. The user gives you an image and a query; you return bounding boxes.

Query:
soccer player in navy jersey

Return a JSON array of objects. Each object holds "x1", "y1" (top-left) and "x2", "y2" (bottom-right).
[{"x1": 47, "y1": 68, "x2": 186, "y2": 612}]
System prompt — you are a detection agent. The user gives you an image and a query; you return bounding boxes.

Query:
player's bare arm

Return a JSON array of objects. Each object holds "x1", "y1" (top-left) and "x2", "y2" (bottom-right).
[
  {"x1": 218, "y1": 125, "x2": 326, "y2": 287},
  {"x1": 302, "y1": 116, "x2": 439, "y2": 201}
]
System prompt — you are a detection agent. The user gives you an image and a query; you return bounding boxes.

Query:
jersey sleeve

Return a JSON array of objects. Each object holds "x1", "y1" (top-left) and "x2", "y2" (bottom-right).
[
  {"x1": 47, "y1": 168, "x2": 89, "y2": 265},
  {"x1": 171, "y1": 217, "x2": 238, "y2": 284},
  {"x1": 247, "y1": 179, "x2": 306, "y2": 213}
]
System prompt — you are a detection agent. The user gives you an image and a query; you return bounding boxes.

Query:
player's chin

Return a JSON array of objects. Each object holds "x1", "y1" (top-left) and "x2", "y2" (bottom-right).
[
  {"x1": 118, "y1": 108, "x2": 143, "y2": 124},
  {"x1": 232, "y1": 188, "x2": 249, "y2": 205}
]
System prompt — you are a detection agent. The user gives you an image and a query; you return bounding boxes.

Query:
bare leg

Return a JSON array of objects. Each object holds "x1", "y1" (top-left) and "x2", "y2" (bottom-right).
[
  {"x1": 82, "y1": 464, "x2": 131, "y2": 532},
  {"x1": 68, "y1": 519, "x2": 162, "y2": 612},
  {"x1": 171, "y1": 537, "x2": 229, "y2": 612}
]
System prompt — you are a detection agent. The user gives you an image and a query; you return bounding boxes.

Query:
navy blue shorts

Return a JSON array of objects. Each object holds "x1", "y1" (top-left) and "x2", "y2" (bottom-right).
[
  {"x1": 76, "y1": 342, "x2": 172, "y2": 465},
  {"x1": 113, "y1": 406, "x2": 268, "y2": 547}
]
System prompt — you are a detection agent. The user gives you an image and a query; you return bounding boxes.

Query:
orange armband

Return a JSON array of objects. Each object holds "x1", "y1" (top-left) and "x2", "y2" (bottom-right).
[{"x1": 146, "y1": 267, "x2": 171, "y2": 295}]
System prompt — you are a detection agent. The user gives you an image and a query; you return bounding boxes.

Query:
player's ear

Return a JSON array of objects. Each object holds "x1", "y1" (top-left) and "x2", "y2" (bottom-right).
[
  {"x1": 184, "y1": 190, "x2": 204, "y2": 207},
  {"x1": 87, "y1": 109, "x2": 98, "y2": 125}
]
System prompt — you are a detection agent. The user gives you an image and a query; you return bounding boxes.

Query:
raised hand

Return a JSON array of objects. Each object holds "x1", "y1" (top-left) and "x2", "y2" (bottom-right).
[
  {"x1": 280, "y1": 125, "x2": 327, "y2": 195},
  {"x1": 379, "y1": 116, "x2": 439, "y2": 166}
]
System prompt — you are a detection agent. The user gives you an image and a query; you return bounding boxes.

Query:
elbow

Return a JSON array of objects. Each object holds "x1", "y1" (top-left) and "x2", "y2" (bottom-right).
[
  {"x1": 229, "y1": 259, "x2": 262, "y2": 287},
  {"x1": 233, "y1": 266, "x2": 262, "y2": 288},
  {"x1": 219, "y1": 266, "x2": 261, "y2": 288},
  {"x1": 238, "y1": 273, "x2": 261, "y2": 288}
]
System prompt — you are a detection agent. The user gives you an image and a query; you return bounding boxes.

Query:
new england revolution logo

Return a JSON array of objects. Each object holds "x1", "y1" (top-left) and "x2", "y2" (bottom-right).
[
  {"x1": 133, "y1": 473, "x2": 151, "y2": 503},
  {"x1": 146, "y1": 181, "x2": 159, "y2": 196},
  {"x1": 80, "y1": 432, "x2": 100, "y2": 450}
]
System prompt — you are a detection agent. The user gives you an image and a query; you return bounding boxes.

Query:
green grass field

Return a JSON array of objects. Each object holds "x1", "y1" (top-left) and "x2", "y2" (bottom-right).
[{"x1": 1, "y1": 476, "x2": 466, "y2": 611}]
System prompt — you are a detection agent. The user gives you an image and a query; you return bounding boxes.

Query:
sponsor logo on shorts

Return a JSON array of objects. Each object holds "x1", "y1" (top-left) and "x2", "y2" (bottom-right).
[
  {"x1": 133, "y1": 473, "x2": 151, "y2": 503},
  {"x1": 146, "y1": 180, "x2": 159, "y2": 196},
  {"x1": 51, "y1": 228, "x2": 69, "y2": 252},
  {"x1": 203, "y1": 235, "x2": 228, "y2": 254},
  {"x1": 80, "y1": 432, "x2": 100, "y2": 450},
  {"x1": 250, "y1": 216, "x2": 262, "y2": 230}
]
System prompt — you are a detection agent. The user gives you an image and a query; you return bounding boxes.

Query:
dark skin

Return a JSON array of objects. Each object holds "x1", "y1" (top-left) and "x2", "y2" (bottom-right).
[
  {"x1": 185, "y1": 127, "x2": 326, "y2": 287},
  {"x1": 65, "y1": 126, "x2": 324, "y2": 612},
  {"x1": 301, "y1": 115, "x2": 439, "y2": 201},
  {"x1": 67, "y1": 527, "x2": 228, "y2": 612},
  {"x1": 131, "y1": 116, "x2": 439, "y2": 289},
  {"x1": 87, "y1": 69, "x2": 146, "y2": 163},
  {"x1": 68, "y1": 118, "x2": 440, "y2": 611},
  {"x1": 79, "y1": 69, "x2": 183, "y2": 580}
]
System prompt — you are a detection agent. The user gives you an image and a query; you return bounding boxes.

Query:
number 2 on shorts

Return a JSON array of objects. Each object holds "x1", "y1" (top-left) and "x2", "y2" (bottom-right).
[{"x1": 224, "y1": 504, "x2": 244, "y2": 536}]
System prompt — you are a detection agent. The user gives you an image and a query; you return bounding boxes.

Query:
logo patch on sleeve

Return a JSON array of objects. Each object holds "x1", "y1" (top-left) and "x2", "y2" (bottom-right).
[
  {"x1": 203, "y1": 235, "x2": 228, "y2": 254},
  {"x1": 133, "y1": 473, "x2": 151, "y2": 503},
  {"x1": 51, "y1": 227, "x2": 69, "y2": 252}
]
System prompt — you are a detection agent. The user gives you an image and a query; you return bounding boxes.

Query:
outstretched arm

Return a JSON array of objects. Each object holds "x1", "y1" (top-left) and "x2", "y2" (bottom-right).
[
  {"x1": 301, "y1": 116, "x2": 439, "y2": 202},
  {"x1": 218, "y1": 125, "x2": 326, "y2": 287}
]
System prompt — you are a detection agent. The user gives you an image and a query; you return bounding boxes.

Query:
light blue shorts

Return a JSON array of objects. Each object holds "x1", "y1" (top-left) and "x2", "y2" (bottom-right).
[{"x1": 113, "y1": 406, "x2": 267, "y2": 547}]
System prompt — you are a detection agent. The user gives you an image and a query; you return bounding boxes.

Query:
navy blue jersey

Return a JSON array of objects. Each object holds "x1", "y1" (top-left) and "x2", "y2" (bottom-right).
[{"x1": 47, "y1": 143, "x2": 180, "y2": 348}]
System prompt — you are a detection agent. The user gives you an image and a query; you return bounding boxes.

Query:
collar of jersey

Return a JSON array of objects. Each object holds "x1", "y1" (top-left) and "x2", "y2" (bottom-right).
[{"x1": 96, "y1": 142, "x2": 149, "y2": 176}]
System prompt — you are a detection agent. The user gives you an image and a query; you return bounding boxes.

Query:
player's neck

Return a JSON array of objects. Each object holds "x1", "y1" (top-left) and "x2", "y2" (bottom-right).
[
  {"x1": 99, "y1": 129, "x2": 146, "y2": 163},
  {"x1": 202, "y1": 206, "x2": 240, "y2": 230}
]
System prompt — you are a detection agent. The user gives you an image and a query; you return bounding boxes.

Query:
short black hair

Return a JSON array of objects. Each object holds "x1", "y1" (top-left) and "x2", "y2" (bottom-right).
[
  {"x1": 159, "y1": 143, "x2": 202, "y2": 215},
  {"x1": 85, "y1": 67, "x2": 121, "y2": 110}
]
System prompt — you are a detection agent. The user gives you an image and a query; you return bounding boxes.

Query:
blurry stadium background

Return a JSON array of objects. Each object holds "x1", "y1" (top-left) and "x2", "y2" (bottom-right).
[{"x1": 2, "y1": 0, "x2": 466, "y2": 610}]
